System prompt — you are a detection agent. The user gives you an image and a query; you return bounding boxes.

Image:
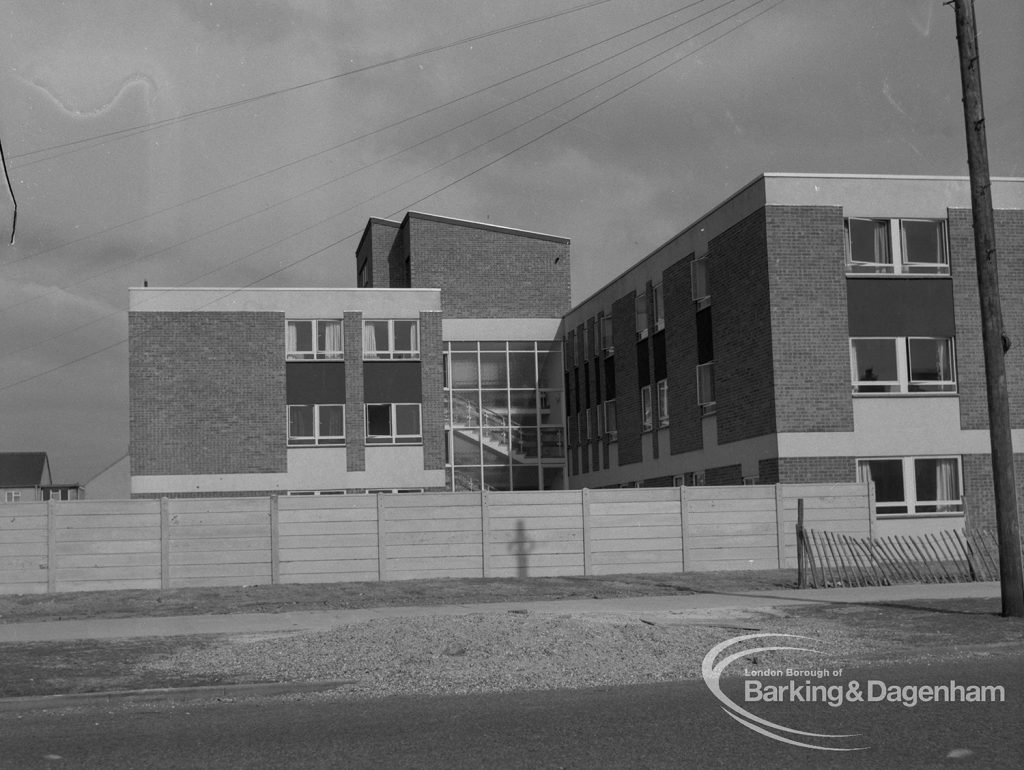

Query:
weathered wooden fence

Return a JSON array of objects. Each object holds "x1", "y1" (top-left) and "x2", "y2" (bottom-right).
[
  {"x1": 797, "y1": 525, "x2": 1000, "y2": 588},
  {"x1": 0, "y1": 484, "x2": 872, "y2": 595}
]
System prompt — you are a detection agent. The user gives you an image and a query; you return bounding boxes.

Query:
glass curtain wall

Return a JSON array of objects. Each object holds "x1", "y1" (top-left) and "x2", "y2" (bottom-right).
[{"x1": 444, "y1": 341, "x2": 565, "y2": 491}]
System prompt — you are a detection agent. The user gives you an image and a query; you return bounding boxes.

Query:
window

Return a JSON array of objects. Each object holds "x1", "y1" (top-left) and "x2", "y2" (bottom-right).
[
  {"x1": 641, "y1": 385, "x2": 653, "y2": 431},
  {"x1": 4, "y1": 491, "x2": 22, "y2": 503},
  {"x1": 604, "y1": 399, "x2": 617, "y2": 440},
  {"x1": 696, "y1": 362, "x2": 716, "y2": 415},
  {"x1": 635, "y1": 293, "x2": 648, "y2": 339},
  {"x1": 288, "y1": 404, "x2": 345, "y2": 446},
  {"x1": 582, "y1": 325, "x2": 590, "y2": 361},
  {"x1": 845, "y1": 218, "x2": 948, "y2": 275},
  {"x1": 287, "y1": 320, "x2": 343, "y2": 360},
  {"x1": 850, "y1": 337, "x2": 956, "y2": 393},
  {"x1": 363, "y1": 320, "x2": 419, "y2": 359},
  {"x1": 652, "y1": 283, "x2": 665, "y2": 331},
  {"x1": 656, "y1": 378, "x2": 669, "y2": 427},
  {"x1": 287, "y1": 489, "x2": 347, "y2": 496},
  {"x1": 366, "y1": 403, "x2": 422, "y2": 444},
  {"x1": 601, "y1": 317, "x2": 614, "y2": 354},
  {"x1": 357, "y1": 260, "x2": 370, "y2": 287},
  {"x1": 857, "y1": 456, "x2": 963, "y2": 516},
  {"x1": 585, "y1": 407, "x2": 592, "y2": 440},
  {"x1": 674, "y1": 471, "x2": 705, "y2": 487},
  {"x1": 691, "y1": 257, "x2": 710, "y2": 308}
]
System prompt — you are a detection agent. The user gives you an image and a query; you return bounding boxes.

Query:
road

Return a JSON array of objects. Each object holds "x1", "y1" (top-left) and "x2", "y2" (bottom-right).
[{"x1": 1, "y1": 657, "x2": 1020, "y2": 768}]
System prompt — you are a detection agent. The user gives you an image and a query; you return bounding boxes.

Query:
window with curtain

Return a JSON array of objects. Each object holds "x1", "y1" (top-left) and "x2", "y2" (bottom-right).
[
  {"x1": 846, "y1": 218, "x2": 892, "y2": 273},
  {"x1": 850, "y1": 337, "x2": 956, "y2": 394},
  {"x1": 845, "y1": 217, "x2": 948, "y2": 274},
  {"x1": 857, "y1": 456, "x2": 962, "y2": 515},
  {"x1": 288, "y1": 404, "x2": 344, "y2": 446},
  {"x1": 640, "y1": 384, "x2": 652, "y2": 431},
  {"x1": 696, "y1": 362, "x2": 716, "y2": 415},
  {"x1": 286, "y1": 319, "x2": 343, "y2": 360},
  {"x1": 363, "y1": 320, "x2": 418, "y2": 359},
  {"x1": 657, "y1": 378, "x2": 669, "y2": 427}
]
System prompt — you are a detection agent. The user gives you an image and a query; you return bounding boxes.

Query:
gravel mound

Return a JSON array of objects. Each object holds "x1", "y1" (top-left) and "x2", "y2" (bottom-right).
[{"x1": 136, "y1": 609, "x2": 866, "y2": 700}]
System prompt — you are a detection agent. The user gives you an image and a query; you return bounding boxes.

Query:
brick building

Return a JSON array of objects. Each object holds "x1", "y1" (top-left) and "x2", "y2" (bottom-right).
[
  {"x1": 129, "y1": 212, "x2": 569, "y2": 497},
  {"x1": 563, "y1": 173, "x2": 1024, "y2": 534}
]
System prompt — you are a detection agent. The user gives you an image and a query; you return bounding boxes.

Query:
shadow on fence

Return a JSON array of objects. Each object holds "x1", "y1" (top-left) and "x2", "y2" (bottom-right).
[{"x1": 797, "y1": 526, "x2": 1000, "y2": 588}]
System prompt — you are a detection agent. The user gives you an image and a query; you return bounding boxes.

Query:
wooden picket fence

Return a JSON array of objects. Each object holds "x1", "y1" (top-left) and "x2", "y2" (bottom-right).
[{"x1": 797, "y1": 525, "x2": 1000, "y2": 588}]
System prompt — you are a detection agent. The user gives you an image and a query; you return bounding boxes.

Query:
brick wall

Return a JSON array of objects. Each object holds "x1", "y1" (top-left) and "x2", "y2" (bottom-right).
[
  {"x1": 420, "y1": 312, "x2": 445, "y2": 470},
  {"x1": 766, "y1": 205, "x2": 854, "y2": 433},
  {"x1": 343, "y1": 312, "x2": 365, "y2": 472},
  {"x1": 758, "y1": 457, "x2": 780, "y2": 485},
  {"x1": 710, "y1": 208, "x2": 777, "y2": 444},
  {"x1": 961, "y1": 453, "x2": 1024, "y2": 528},
  {"x1": 950, "y1": 209, "x2": 1024, "y2": 430},
  {"x1": 407, "y1": 215, "x2": 570, "y2": 318},
  {"x1": 611, "y1": 293, "x2": 642, "y2": 465},
  {"x1": 663, "y1": 254, "x2": 701, "y2": 454},
  {"x1": 705, "y1": 464, "x2": 742, "y2": 486},
  {"x1": 129, "y1": 312, "x2": 286, "y2": 476},
  {"x1": 776, "y1": 456, "x2": 856, "y2": 484}
]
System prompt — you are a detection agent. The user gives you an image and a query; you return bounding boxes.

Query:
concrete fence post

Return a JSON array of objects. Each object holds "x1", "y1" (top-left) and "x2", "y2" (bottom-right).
[
  {"x1": 481, "y1": 489, "x2": 491, "y2": 578},
  {"x1": 46, "y1": 498, "x2": 56, "y2": 594},
  {"x1": 270, "y1": 495, "x2": 280, "y2": 585},
  {"x1": 377, "y1": 493, "x2": 388, "y2": 582},
  {"x1": 774, "y1": 484, "x2": 787, "y2": 568},
  {"x1": 679, "y1": 484, "x2": 691, "y2": 572},
  {"x1": 160, "y1": 497, "x2": 170, "y2": 589},
  {"x1": 581, "y1": 488, "x2": 592, "y2": 575}
]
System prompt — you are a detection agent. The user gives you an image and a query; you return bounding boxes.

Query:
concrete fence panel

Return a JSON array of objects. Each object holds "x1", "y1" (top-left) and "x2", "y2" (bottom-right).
[
  {"x1": 0, "y1": 502, "x2": 49, "y2": 595},
  {"x1": 168, "y1": 497, "x2": 272, "y2": 588},
  {"x1": 0, "y1": 483, "x2": 876, "y2": 594},
  {"x1": 588, "y1": 488, "x2": 683, "y2": 575},
  {"x1": 381, "y1": 492, "x2": 483, "y2": 580},
  {"x1": 54, "y1": 500, "x2": 162, "y2": 592},
  {"x1": 487, "y1": 490, "x2": 584, "y2": 578},
  {"x1": 277, "y1": 496, "x2": 379, "y2": 584}
]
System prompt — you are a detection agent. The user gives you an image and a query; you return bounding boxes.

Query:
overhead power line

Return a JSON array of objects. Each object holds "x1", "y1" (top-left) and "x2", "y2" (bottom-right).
[
  {"x1": 9, "y1": 0, "x2": 620, "y2": 168},
  {"x1": 0, "y1": 0, "x2": 784, "y2": 394},
  {"x1": 0, "y1": 0, "x2": 731, "y2": 324},
  {"x1": 1, "y1": 0, "x2": 711, "y2": 273}
]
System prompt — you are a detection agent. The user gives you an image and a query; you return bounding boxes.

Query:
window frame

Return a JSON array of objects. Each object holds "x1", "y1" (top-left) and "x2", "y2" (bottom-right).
[
  {"x1": 365, "y1": 402, "x2": 423, "y2": 444},
  {"x1": 288, "y1": 403, "x2": 346, "y2": 447},
  {"x1": 652, "y1": 283, "x2": 665, "y2": 331},
  {"x1": 363, "y1": 319, "x2": 420, "y2": 360},
  {"x1": 4, "y1": 491, "x2": 22, "y2": 503},
  {"x1": 850, "y1": 336, "x2": 957, "y2": 394},
  {"x1": 845, "y1": 217, "x2": 949, "y2": 276},
  {"x1": 601, "y1": 316, "x2": 614, "y2": 355},
  {"x1": 691, "y1": 257, "x2": 710, "y2": 308},
  {"x1": 696, "y1": 361, "x2": 716, "y2": 415},
  {"x1": 656, "y1": 378, "x2": 669, "y2": 428},
  {"x1": 604, "y1": 399, "x2": 618, "y2": 441},
  {"x1": 635, "y1": 292, "x2": 649, "y2": 340},
  {"x1": 286, "y1": 319, "x2": 344, "y2": 361},
  {"x1": 856, "y1": 456, "x2": 964, "y2": 516},
  {"x1": 640, "y1": 384, "x2": 653, "y2": 432}
]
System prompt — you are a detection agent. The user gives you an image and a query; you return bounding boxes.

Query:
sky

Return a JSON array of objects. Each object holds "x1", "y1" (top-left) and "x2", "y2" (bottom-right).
[{"x1": 0, "y1": 0, "x2": 1022, "y2": 486}]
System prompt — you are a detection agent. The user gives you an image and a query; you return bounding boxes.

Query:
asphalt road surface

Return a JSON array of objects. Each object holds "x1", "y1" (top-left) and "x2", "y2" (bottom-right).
[{"x1": 1, "y1": 657, "x2": 1020, "y2": 768}]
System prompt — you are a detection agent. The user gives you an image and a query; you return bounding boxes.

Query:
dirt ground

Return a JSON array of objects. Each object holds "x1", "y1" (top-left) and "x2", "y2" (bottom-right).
[
  {"x1": 1, "y1": 573, "x2": 1021, "y2": 700},
  {"x1": 0, "y1": 570, "x2": 798, "y2": 624}
]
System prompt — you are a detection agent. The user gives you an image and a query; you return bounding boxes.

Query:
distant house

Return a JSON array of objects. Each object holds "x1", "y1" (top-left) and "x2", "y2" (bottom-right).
[{"x1": 0, "y1": 452, "x2": 81, "y2": 502}]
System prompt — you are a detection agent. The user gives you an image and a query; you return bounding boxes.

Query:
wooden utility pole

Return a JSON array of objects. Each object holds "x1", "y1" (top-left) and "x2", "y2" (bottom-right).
[{"x1": 951, "y1": 0, "x2": 1024, "y2": 617}]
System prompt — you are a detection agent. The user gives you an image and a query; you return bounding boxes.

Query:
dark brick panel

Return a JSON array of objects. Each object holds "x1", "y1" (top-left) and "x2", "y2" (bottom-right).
[
  {"x1": 129, "y1": 312, "x2": 286, "y2": 476},
  {"x1": 420, "y1": 312, "x2": 445, "y2": 471},
  {"x1": 407, "y1": 216, "x2": 570, "y2": 318},
  {"x1": 705, "y1": 464, "x2": 742, "y2": 486},
  {"x1": 344, "y1": 312, "x2": 365, "y2": 472},
  {"x1": 710, "y1": 208, "x2": 777, "y2": 445},
  {"x1": 765, "y1": 205, "x2": 854, "y2": 433},
  {"x1": 611, "y1": 293, "x2": 642, "y2": 465},
  {"x1": 951, "y1": 209, "x2": 1024, "y2": 430},
  {"x1": 663, "y1": 254, "x2": 701, "y2": 454}
]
